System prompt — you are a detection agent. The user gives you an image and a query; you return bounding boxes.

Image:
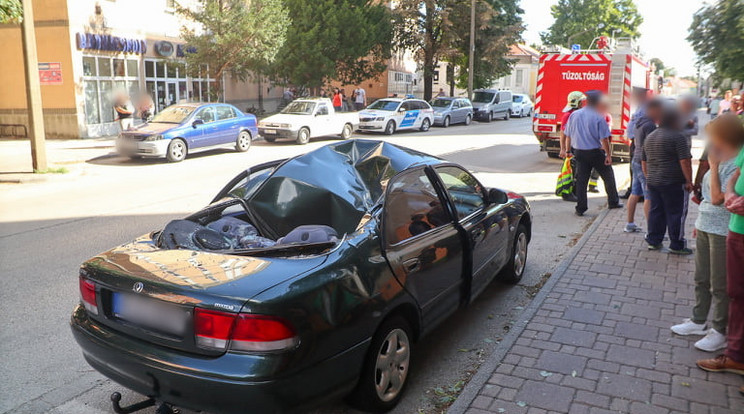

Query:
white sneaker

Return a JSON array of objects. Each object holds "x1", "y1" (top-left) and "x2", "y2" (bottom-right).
[
  {"x1": 624, "y1": 223, "x2": 643, "y2": 233},
  {"x1": 671, "y1": 319, "x2": 708, "y2": 336},
  {"x1": 695, "y1": 329, "x2": 727, "y2": 352}
]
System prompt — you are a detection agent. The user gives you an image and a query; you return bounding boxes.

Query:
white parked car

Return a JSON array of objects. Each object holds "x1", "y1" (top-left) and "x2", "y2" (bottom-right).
[
  {"x1": 511, "y1": 94, "x2": 534, "y2": 118},
  {"x1": 357, "y1": 98, "x2": 434, "y2": 135},
  {"x1": 258, "y1": 98, "x2": 359, "y2": 145}
]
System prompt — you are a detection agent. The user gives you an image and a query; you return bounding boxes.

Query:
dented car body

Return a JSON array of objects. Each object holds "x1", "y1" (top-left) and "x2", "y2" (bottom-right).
[{"x1": 70, "y1": 140, "x2": 531, "y2": 414}]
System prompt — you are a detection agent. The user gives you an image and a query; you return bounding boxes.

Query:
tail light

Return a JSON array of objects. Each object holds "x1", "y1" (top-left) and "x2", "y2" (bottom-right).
[
  {"x1": 79, "y1": 276, "x2": 98, "y2": 315},
  {"x1": 194, "y1": 308, "x2": 298, "y2": 353}
]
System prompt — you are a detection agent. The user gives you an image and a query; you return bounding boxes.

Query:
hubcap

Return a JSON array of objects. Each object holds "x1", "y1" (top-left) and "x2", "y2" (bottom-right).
[
  {"x1": 239, "y1": 133, "x2": 249, "y2": 148},
  {"x1": 514, "y1": 232, "x2": 527, "y2": 275},
  {"x1": 171, "y1": 142, "x2": 184, "y2": 159},
  {"x1": 423, "y1": 119, "x2": 430, "y2": 130},
  {"x1": 343, "y1": 125, "x2": 351, "y2": 138},
  {"x1": 374, "y1": 328, "x2": 410, "y2": 402}
]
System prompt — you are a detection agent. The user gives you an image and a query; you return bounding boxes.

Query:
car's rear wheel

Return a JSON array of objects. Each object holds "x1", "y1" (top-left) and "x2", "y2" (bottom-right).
[
  {"x1": 166, "y1": 139, "x2": 187, "y2": 163},
  {"x1": 487, "y1": 112, "x2": 493, "y2": 122},
  {"x1": 296, "y1": 127, "x2": 310, "y2": 145},
  {"x1": 264, "y1": 135, "x2": 276, "y2": 143},
  {"x1": 504, "y1": 111, "x2": 511, "y2": 120},
  {"x1": 500, "y1": 224, "x2": 528, "y2": 284},
  {"x1": 443, "y1": 116, "x2": 450, "y2": 128},
  {"x1": 235, "y1": 131, "x2": 251, "y2": 152},
  {"x1": 384, "y1": 120, "x2": 396, "y2": 135},
  {"x1": 520, "y1": 109, "x2": 525, "y2": 118},
  {"x1": 420, "y1": 118, "x2": 431, "y2": 132},
  {"x1": 341, "y1": 123, "x2": 353, "y2": 139},
  {"x1": 348, "y1": 316, "x2": 412, "y2": 412},
  {"x1": 465, "y1": 114, "x2": 472, "y2": 125}
]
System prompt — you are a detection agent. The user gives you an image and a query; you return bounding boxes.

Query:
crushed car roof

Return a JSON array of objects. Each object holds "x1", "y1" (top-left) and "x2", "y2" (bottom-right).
[{"x1": 248, "y1": 140, "x2": 443, "y2": 238}]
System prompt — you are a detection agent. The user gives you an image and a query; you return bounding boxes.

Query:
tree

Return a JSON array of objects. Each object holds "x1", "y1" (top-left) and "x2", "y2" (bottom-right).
[
  {"x1": 649, "y1": 57, "x2": 676, "y2": 78},
  {"x1": 395, "y1": 0, "x2": 462, "y2": 100},
  {"x1": 541, "y1": 0, "x2": 642, "y2": 49},
  {"x1": 271, "y1": 0, "x2": 393, "y2": 90},
  {"x1": 0, "y1": 0, "x2": 22, "y2": 23},
  {"x1": 688, "y1": 0, "x2": 744, "y2": 82},
  {"x1": 447, "y1": 0, "x2": 524, "y2": 90},
  {"x1": 175, "y1": 0, "x2": 289, "y2": 101}
]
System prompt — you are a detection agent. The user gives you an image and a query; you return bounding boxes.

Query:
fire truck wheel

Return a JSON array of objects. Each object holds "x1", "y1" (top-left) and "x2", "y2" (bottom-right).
[{"x1": 547, "y1": 152, "x2": 561, "y2": 159}]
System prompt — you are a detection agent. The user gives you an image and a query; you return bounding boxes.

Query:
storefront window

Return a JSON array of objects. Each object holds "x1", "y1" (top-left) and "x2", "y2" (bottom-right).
[
  {"x1": 144, "y1": 59, "x2": 214, "y2": 109},
  {"x1": 156, "y1": 62, "x2": 165, "y2": 78},
  {"x1": 99, "y1": 80, "x2": 114, "y2": 123},
  {"x1": 99, "y1": 58, "x2": 112, "y2": 77},
  {"x1": 113, "y1": 59, "x2": 126, "y2": 77},
  {"x1": 83, "y1": 57, "x2": 96, "y2": 76},
  {"x1": 167, "y1": 63, "x2": 177, "y2": 78},
  {"x1": 145, "y1": 61, "x2": 155, "y2": 78},
  {"x1": 126, "y1": 60, "x2": 138, "y2": 77},
  {"x1": 84, "y1": 81, "x2": 100, "y2": 124}
]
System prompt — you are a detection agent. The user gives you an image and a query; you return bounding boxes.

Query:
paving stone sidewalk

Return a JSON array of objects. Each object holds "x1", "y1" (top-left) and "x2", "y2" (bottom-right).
[{"x1": 449, "y1": 204, "x2": 743, "y2": 414}]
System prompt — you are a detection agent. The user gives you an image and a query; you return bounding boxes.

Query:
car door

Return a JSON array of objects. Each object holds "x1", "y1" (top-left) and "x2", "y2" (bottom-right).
[
  {"x1": 398, "y1": 101, "x2": 417, "y2": 130},
  {"x1": 453, "y1": 100, "x2": 465, "y2": 123},
  {"x1": 383, "y1": 168, "x2": 465, "y2": 329},
  {"x1": 314, "y1": 103, "x2": 333, "y2": 136},
  {"x1": 434, "y1": 165, "x2": 510, "y2": 300},
  {"x1": 214, "y1": 105, "x2": 240, "y2": 144},
  {"x1": 191, "y1": 106, "x2": 218, "y2": 148}
]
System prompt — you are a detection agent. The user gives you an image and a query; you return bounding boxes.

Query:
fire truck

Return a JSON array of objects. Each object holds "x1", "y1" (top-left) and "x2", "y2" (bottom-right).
[{"x1": 532, "y1": 38, "x2": 651, "y2": 161}]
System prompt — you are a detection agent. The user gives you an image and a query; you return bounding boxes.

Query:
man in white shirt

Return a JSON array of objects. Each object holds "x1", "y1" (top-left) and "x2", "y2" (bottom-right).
[{"x1": 354, "y1": 87, "x2": 366, "y2": 111}]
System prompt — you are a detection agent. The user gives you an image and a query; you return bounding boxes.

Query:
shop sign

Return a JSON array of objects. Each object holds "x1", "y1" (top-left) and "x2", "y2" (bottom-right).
[
  {"x1": 154, "y1": 41, "x2": 174, "y2": 57},
  {"x1": 176, "y1": 44, "x2": 197, "y2": 57},
  {"x1": 38, "y1": 62, "x2": 62, "y2": 85},
  {"x1": 76, "y1": 32, "x2": 147, "y2": 55}
]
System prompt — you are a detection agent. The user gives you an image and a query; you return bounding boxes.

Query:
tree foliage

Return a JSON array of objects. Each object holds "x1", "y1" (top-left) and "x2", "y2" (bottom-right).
[
  {"x1": 175, "y1": 0, "x2": 289, "y2": 101},
  {"x1": 541, "y1": 0, "x2": 642, "y2": 48},
  {"x1": 0, "y1": 0, "x2": 22, "y2": 24},
  {"x1": 447, "y1": 0, "x2": 524, "y2": 90},
  {"x1": 271, "y1": 0, "x2": 393, "y2": 89},
  {"x1": 687, "y1": 0, "x2": 744, "y2": 82}
]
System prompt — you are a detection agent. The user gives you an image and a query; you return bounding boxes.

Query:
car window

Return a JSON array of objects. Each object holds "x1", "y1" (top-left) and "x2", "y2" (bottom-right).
[
  {"x1": 400, "y1": 102, "x2": 413, "y2": 111},
  {"x1": 461, "y1": 99, "x2": 472, "y2": 108},
  {"x1": 500, "y1": 92, "x2": 512, "y2": 103},
  {"x1": 431, "y1": 99, "x2": 451, "y2": 108},
  {"x1": 368, "y1": 100, "x2": 400, "y2": 111},
  {"x1": 194, "y1": 107, "x2": 216, "y2": 123},
  {"x1": 215, "y1": 105, "x2": 236, "y2": 120},
  {"x1": 385, "y1": 171, "x2": 449, "y2": 245},
  {"x1": 513, "y1": 95, "x2": 523, "y2": 103},
  {"x1": 317, "y1": 105, "x2": 329, "y2": 115},
  {"x1": 436, "y1": 166, "x2": 484, "y2": 219},
  {"x1": 418, "y1": 101, "x2": 431, "y2": 110},
  {"x1": 473, "y1": 91, "x2": 495, "y2": 103}
]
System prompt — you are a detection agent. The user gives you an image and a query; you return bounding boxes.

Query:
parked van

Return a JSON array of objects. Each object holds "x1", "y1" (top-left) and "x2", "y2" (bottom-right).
[{"x1": 472, "y1": 89, "x2": 513, "y2": 122}]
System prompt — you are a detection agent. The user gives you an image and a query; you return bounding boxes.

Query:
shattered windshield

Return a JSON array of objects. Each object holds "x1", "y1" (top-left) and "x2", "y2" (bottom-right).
[
  {"x1": 281, "y1": 101, "x2": 316, "y2": 115},
  {"x1": 150, "y1": 105, "x2": 196, "y2": 124}
]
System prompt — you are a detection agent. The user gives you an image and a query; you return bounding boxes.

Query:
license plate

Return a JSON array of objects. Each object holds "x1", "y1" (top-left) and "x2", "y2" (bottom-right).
[
  {"x1": 263, "y1": 129, "x2": 277, "y2": 134},
  {"x1": 536, "y1": 113, "x2": 556, "y2": 120},
  {"x1": 112, "y1": 293, "x2": 188, "y2": 335}
]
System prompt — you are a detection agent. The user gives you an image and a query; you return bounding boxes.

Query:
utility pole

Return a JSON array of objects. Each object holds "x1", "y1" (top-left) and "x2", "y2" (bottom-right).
[
  {"x1": 467, "y1": 0, "x2": 475, "y2": 99},
  {"x1": 21, "y1": 0, "x2": 47, "y2": 171}
]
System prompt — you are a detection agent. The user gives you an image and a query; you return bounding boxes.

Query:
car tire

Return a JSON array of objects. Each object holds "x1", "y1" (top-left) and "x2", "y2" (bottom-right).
[
  {"x1": 547, "y1": 152, "x2": 561, "y2": 159},
  {"x1": 296, "y1": 127, "x2": 310, "y2": 145},
  {"x1": 443, "y1": 116, "x2": 450, "y2": 128},
  {"x1": 500, "y1": 224, "x2": 528, "y2": 284},
  {"x1": 504, "y1": 111, "x2": 510, "y2": 120},
  {"x1": 166, "y1": 139, "x2": 187, "y2": 163},
  {"x1": 235, "y1": 131, "x2": 251, "y2": 152},
  {"x1": 263, "y1": 135, "x2": 276, "y2": 143},
  {"x1": 341, "y1": 123, "x2": 353, "y2": 139},
  {"x1": 465, "y1": 114, "x2": 472, "y2": 125},
  {"x1": 486, "y1": 112, "x2": 493, "y2": 122},
  {"x1": 384, "y1": 120, "x2": 396, "y2": 135},
  {"x1": 347, "y1": 316, "x2": 412, "y2": 413},
  {"x1": 420, "y1": 118, "x2": 431, "y2": 132},
  {"x1": 520, "y1": 109, "x2": 525, "y2": 118}
]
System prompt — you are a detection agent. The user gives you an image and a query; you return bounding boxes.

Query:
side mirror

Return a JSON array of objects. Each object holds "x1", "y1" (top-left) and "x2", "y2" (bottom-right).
[
  {"x1": 398, "y1": 107, "x2": 407, "y2": 112},
  {"x1": 487, "y1": 188, "x2": 508, "y2": 205},
  {"x1": 192, "y1": 119, "x2": 204, "y2": 128}
]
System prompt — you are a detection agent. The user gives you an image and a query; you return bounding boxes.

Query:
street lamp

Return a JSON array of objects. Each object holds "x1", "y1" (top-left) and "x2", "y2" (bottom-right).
[{"x1": 567, "y1": 23, "x2": 605, "y2": 49}]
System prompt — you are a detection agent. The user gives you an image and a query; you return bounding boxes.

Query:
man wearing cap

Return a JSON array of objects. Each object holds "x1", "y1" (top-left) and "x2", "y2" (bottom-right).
[{"x1": 564, "y1": 90, "x2": 623, "y2": 216}]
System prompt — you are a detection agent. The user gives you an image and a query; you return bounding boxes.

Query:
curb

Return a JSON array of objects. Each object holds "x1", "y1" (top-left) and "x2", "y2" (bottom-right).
[{"x1": 447, "y1": 206, "x2": 612, "y2": 414}]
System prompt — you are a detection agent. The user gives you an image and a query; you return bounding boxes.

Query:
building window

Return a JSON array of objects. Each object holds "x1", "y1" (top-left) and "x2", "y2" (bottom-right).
[
  {"x1": 433, "y1": 70, "x2": 439, "y2": 82},
  {"x1": 516, "y1": 69, "x2": 524, "y2": 87},
  {"x1": 81, "y1": 55, "x2": 139, "y2": 125},
  {"x1": 144, "y1": 59, "x2": 214, "y2": 112},
  {"x1": 503, "y1": 75, "x2": 511, "y2": 87}
]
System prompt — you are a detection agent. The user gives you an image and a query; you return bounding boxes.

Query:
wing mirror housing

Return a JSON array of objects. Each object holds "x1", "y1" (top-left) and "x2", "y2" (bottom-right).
[
  {"x1": 487, "y1": 188, "x2": 508, "y2": 205},
  {"x1": 192, "y1": 119, "x2": 204, "y2": 128},
  {"x1": 398, "y1": 107, "x2": 407, "y2": 112}
]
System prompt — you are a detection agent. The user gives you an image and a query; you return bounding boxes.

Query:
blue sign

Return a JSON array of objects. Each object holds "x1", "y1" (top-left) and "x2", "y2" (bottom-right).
[
  {"x1": 76, "y1": 33, "x2": 147, "y2": 55},
  {"x1": 571, "y1": 44, "x2": 581, "y2": 52}
]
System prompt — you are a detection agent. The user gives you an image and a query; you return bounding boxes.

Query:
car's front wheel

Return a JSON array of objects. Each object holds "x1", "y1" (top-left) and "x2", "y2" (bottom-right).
[
  {"x1": 443, "y1": 116, "x2": 450, "y2": 128},
  {"x1": 235, "y1": 131, "x2": 251, "y2": 152},
  {"x1": 348, "y1": 316, "x2": 412, "y2": 412},
  {"x1": 465, "y1": 114, "x2": 472, "y2": 125},
  {"x1": 500, "y1": 224, "x2": 528, "y2": 284},
  {"x1": 420, "y1": 118, "x2": 431, "y2": 132},
  {"x1": 166, "y1": 139, "x2": 187, "y2": 162},
  {"x1": 296, "y1": 127, "x2": 310, "y2": 145},
  {"x1": 384, "y1": 120, "x2": 396, "y2": 135}
]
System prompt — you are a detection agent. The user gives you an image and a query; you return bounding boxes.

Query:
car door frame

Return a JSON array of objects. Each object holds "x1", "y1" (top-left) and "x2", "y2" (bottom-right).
[
  {"x1": 190, "y1": 106, "x2": 218, "y2": 148},
  {"x1": 214, "y1": 104, "x2": 240, "y2": 144},
  {"x1": 313, "y1": 103, "x2": 334, "y2": 136},
  {"x1": 429, "y1": 163, "x2": 511, "y2": 302}
]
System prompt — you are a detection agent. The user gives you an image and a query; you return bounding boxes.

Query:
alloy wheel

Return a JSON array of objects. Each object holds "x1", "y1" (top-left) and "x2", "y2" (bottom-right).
[
  {"x1": 443, "y1": 116, "x2": 450, "y2": 128},
  {"x1": 236, "y1": 132, "x2": 251, "y2": 152},
  {"x1": 421, "y1": 118, "x2": 430, "y2": 131},
  {"x1": 374, "y1": 328, "x2": 410, "y2": 402},
  {"x1": 167, "y1": 139, "x2": 186, "y2": 162},
  {"x1": 514, "y1": 232, "x2": 528, "y2": 276}
]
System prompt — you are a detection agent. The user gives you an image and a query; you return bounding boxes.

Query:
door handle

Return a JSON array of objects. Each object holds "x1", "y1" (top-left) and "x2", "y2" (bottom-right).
[{"x1": 403, "y1": 258, "x2": 421, "y2": 274}]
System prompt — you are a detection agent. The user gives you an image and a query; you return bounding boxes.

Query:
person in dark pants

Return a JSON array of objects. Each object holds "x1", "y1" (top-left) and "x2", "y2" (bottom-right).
[
  {"x1": 564, "y1": 90, "x2": 622, "y2": 216},
  {"x1": 641, "y1": 107, "x2": 694, "y2": 255}
]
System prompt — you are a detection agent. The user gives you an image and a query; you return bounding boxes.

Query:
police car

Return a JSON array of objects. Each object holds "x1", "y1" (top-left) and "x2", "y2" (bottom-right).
[{"x1": 358, "y1": 98, "x2": 434, "y2": 135}]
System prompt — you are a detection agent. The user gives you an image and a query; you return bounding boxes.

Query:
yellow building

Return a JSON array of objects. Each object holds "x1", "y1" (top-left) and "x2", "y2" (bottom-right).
[{"x1": 0, "y1": 0, "x2": 281, "y2": 139}]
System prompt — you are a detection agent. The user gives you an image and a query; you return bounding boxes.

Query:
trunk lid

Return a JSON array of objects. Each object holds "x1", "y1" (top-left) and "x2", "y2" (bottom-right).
[{"x1": 81, "y1": 235, "x2": 328, "y2": 355}]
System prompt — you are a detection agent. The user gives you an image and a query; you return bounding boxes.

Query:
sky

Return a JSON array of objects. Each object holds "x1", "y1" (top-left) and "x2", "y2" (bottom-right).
[{"x1": 519, "y1": 0, "x2": 708, "y2": 77}]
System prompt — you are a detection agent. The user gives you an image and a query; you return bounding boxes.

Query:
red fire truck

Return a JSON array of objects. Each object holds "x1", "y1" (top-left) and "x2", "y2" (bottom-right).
[{"x1": 532, "y1": 39, "x2": 651, "y2": 161}]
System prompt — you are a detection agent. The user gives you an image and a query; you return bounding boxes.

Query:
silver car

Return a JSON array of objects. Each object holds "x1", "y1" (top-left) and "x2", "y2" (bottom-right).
[{"x1": 431, "y1": 97, "x2": 474, "y2": 127}]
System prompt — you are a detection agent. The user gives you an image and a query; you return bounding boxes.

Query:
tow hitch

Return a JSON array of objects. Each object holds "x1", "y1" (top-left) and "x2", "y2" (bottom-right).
[{"x1": 110, "y1": 392, "x2": 180, "y2": 414}]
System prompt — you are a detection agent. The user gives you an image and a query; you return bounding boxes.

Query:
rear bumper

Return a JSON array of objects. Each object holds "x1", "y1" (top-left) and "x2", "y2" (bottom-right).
[{"x1": 70, "y1": 305, "x2": 367, "y2": 413}]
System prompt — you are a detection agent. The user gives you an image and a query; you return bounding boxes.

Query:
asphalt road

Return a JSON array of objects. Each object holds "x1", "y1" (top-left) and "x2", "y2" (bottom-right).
[{"x1": 0, "y1": 116, "x2": 629, "y2": 414}]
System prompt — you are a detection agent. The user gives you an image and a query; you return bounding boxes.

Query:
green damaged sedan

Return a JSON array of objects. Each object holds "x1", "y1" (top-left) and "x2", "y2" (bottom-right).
[{"x1": 70, "y1": 139, "x2": 531, "y2": 414}]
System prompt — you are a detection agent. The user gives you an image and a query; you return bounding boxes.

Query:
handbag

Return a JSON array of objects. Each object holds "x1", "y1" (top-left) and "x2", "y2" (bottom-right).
[{"x1": 555, "y1": 155, "x2": 574, "y2": 197}]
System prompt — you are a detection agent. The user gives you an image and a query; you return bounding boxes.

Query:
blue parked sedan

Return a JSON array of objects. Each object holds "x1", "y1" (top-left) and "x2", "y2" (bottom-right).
[{"x1": 116, "y1": 103, "x2": 258, "y2": 162}]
